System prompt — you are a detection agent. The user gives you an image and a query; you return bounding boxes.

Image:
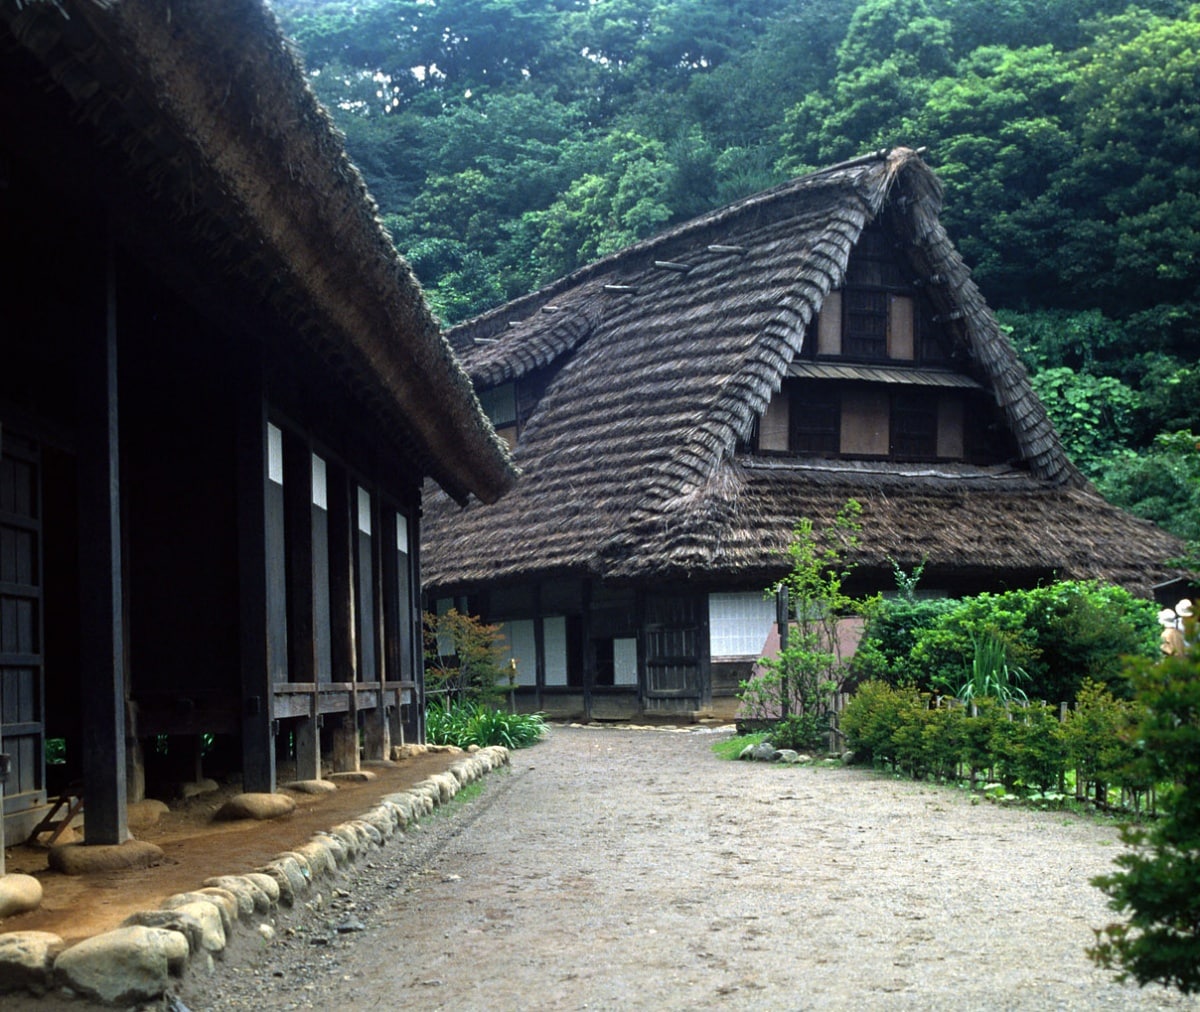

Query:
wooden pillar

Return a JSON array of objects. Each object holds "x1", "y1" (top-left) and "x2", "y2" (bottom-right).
[
  {"x1": 283, "y1": 434, "x2": 319, "y2": 780},
  {"x1": 326, "y1": 465, "x2": 357, "y2": 770},
  {"x1": 294, "y1": 711, "x2": 321, "y2": 782},
  {"x1": 78, "y1": 246, "x2": 127, "y2": 845},
  {"x1": 236, "y1": 347, "x2": 274, "y2": 793},
  {"x1": 362, "y1": 501, "x2": 388, "y2": 761},
  {"x1": 581, "y1": 579, "x2": 594, "y2": 721},
  {"x1": 408, "y1": 509, "x2": 424, "y2": 744}
]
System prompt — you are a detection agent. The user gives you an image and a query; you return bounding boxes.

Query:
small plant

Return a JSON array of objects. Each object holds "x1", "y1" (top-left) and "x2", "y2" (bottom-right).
[
  {"x1": 738, "y1": 500, "x2": 878, "y2": 738},
  {"x1": 423, "y1": 608, "x2": 509, "y2": 707},
  {"x1": 425, "y1": 700, "x2": 547, "y2": 750},
  {"x1": 954, "y1": 630, "x2": 1030, "y2": 706}
]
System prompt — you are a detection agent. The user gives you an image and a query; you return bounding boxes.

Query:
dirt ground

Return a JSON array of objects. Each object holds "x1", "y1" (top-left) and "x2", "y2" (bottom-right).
[
  {"x1": 157, "y1": 724, "x2": 1200, "y2": 1012},
  {"x1": 0, "y1": 750, "x2": 460, "y2": 946}
]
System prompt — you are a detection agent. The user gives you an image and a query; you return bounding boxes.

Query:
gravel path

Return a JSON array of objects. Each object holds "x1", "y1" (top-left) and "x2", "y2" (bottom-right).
[{"x1": 179, "y1": 725, "x2": 1198, "y2": 1011}]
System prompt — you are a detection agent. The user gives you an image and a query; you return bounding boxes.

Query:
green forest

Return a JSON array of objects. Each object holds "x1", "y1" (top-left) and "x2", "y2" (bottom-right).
[{"x1": 272, "y1": 0, "x2": 1199, "y2": 555}]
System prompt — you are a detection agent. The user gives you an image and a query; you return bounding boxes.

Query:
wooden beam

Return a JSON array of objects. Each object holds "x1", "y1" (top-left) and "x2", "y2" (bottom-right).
[
  {"x1": 236, "y1": 343, "x2": 275, "y2": 793},
  {"x1": 78, "y1": 244, "x2": 127, "y2": 845}
]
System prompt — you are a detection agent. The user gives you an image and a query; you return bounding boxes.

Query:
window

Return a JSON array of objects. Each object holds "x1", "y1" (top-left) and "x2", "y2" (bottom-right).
[
  {"x1": 789, "y1": 383, "x2": 840, "y2": 454},
  {"x1": 843, "y1": 290, "x2": 888, "y2": 358},
  {"x1": 499, "y1": 618, "x2": 537, "y2": 687},
  {"x1": 770, "y1": 382, "x2": 970, "y2": 462},
  {"x1": 709, "y1": 593, "x2": 776, "y2": 657},
  {"x1": 892, "y1": 392, "x2": 938, "y2": 459}
]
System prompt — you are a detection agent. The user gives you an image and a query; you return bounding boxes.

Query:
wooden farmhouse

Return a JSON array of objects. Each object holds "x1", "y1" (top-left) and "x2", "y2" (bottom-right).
[
  {"x1": 423, "y1": 148, "x2": 1187, "y2": 723},
  {"x1": 0, "y1": 0, "x2": 514, "y2": 854}
]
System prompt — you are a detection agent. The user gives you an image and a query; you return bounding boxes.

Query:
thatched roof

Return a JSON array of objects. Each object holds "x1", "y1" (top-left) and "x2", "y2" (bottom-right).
[
  {"x1": 422, "y1": 148, "x2": 1186, "y2": 597},
  {"x1": 0, "y1": 0, "x2": 513, "y2": 505}
]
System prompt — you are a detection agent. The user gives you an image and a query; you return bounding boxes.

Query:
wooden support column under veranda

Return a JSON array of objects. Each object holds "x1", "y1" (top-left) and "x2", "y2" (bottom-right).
[
  {"x1": 326, "y1": 463, "x2": 360, "y2": 772},
  {"x1": 283, "y1": 430, "x2": 321, "y2": 781},
  {"x1": 236, "y1": 346, "x2": 275, "y2": 794},
  {"x1": 78, "y1": 246, "x2": 128, "y2": 846}
]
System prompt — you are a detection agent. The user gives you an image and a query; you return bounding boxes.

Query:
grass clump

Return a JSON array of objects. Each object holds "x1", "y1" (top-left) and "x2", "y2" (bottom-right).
[
  {"x1": 711, "y1": 732, "x2": 767, "y2": 761},
  {"x1": 426, "y1": 700, "x2": 547, "y2": 750}
]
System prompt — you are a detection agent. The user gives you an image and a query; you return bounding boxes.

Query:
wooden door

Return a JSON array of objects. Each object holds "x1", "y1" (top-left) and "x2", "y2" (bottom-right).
[
  {"x1": 643, "y1": 591, "x2": 709, "y2": 713},
  {"x1": 0, "y1": 431, "x2": 46, "y2": 818}
]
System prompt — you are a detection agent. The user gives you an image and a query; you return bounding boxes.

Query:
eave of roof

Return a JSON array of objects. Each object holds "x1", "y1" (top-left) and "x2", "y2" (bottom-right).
[
  {"x1": 787, "y1": 361, "x2": 982, "y2": 388},
  {"x1": 0, "y1": 0, "x2": 514, "y2": 505}
]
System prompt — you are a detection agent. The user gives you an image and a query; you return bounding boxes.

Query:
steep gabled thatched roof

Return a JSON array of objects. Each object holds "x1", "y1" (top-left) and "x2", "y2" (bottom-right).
[
  {"x1": 422, "y1": 149, "x2": 1186, "y2": 596},
  {"x1": 0, "y1": 0, "x2": 513, "y2": 505}
]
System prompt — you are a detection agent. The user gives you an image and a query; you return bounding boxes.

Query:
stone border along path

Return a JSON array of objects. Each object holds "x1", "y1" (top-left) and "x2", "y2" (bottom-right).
[{"x1": 0, "y1": 746, "x2": 511, "y2": 1006}]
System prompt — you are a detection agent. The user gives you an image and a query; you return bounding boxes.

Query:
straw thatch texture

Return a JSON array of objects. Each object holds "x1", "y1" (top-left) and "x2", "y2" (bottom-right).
[
  {"x1": 0, "y1": 0, "x2": 513, "y2": 505},
  {"x1": 423, "y1": 149, "x2": 1185, "y2": 596}
]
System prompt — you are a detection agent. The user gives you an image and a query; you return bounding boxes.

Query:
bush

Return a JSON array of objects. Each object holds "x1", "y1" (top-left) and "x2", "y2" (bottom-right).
[
  {"x1": 861, "y1": 580, "x2": 1160, "y2": 701},
  {"x1": 425, "y1": 700, "x2": 547, "y2": 750},
  {"x1": 1091, "y1": 612, "x2": 1200, "y2": 992},
  {"x1": 768, "y1": 712, "x2": 829, "y2": 752},
  {"x1": 840, "y1": 680, "x2": 924, "y2": 766}
]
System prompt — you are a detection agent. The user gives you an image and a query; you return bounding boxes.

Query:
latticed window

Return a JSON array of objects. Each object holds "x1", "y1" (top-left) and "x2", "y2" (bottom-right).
[
  {"x1": 789, "y1": 383, "x2": 840, "y2": 454},
  {"x1": 891, "y1": 392, "x2": 938, "y2": 458},
  {"x1": 843, "y1": 290, "x2": 888, "y2": 358}
]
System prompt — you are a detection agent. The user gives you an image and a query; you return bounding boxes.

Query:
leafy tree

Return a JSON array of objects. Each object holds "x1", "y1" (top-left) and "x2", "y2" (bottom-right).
[
  {"x1": 739, "y1": 500, "x2": 880, "y2": 749},
  {"x1": 1091, "y1": 612, "x2": 1200, "y2": 992},
  {"x1": 1096, "y1": 430, "x2": 1200, "y2": 558},
  {"x1": 423, "y1": 608, "x2": 509, "y2": 707},
  {"x1": 1028, "y1": 367, "x2": 1140, "y2": 476}
]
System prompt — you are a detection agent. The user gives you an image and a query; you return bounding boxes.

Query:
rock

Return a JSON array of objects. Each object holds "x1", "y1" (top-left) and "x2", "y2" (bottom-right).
[
  {"x1": 0, "y1": 874, "x2": 43, "y2": 918},
  {"x1": 163, "y1": 891, "x2": 233, "y2": 936},
  {"x1": 48, "y1": 840, "x2": 164, "y2": 875},
  {"x1": 390, "y1": 744, "x2": 427, "y2": 760},
  {"x1": 327, "y1": 770, "x2": 377, "y2": 784},
  {"x1": 177, "y1": 778, "x2": 220, "y2": 800},
  {"x1": 292, "y1": 840, "x2": 336, "y2": 879},
  {"x1": 280, "y1": 779, "x2": 338, "y2": 795},
  {"x1": 242, "y1": 872, "x2": 281, "y2": 907},
  {"x1": 741, "y1": 741, "x2": 778, "y2": 762},
  {"x1": 203, "y1": 875, "x2": 272, "y2": 915},
  {"x1": 258, "y1": 923, "x2": 276, "y2": 943},
  {"x1": 53, "y1": 925, "x2": 189, "y2": 1005},
  {"x1": 213, "y1": 792, "x2": 297, "y2": 821},
  {"x1": 0, "y1": 930, "x2": 61, "y2": 994},
  {"x1": 313, "y1": 832, "x2": 349, "y2": 867},
  {"x1": 197, "y1": 884, "x2": 252, "y2": 922},
  {"x1": 127, "y1": 799, "x2": 170, "y2": 829},
  {"x1": 255, "y1": 857, "x2": 307, "y2": 906},
  {"x1": 775, "y1": 749, "x2": 802, "y2": 764},
  {"x1": 361, "y1": 807, "x2": 396, "y2": 840},
  {"x1": 328, "y1": 824, "x2": 361, "y2": 859},
  {"x1": 122, "y1": 910, "x2": 206, "y2": 955},
  {"x1": 159, "y1": 900, "x2": 225, "y2": 953}
]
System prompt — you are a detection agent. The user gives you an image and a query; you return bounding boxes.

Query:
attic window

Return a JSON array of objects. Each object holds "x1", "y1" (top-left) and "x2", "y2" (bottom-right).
[{"x1": 478, "y1": 383, "x2": 516, "y2": 428}]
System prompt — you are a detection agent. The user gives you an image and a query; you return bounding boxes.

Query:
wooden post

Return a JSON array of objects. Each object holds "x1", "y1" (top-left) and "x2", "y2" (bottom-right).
[
  {"x1": 78, "y1": 246, "x2": 128, "y2": 845},
  {"x1": 236, "y1": 347, "x2": 275, "y2": 793},
  {"x1": 776, "y1": 585, "x2": 790, "y2": 720},
  {"x1": 283, "y1": 433, "x2": 320, "y2": 781}
]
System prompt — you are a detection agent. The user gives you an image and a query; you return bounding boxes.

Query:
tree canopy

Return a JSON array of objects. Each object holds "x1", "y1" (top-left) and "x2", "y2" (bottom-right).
[{"x1": 273, "y1": 0, "x2": 1200, "y2": 544}]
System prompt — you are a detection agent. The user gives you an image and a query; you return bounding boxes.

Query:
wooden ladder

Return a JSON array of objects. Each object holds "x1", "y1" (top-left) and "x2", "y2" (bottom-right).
[{"x1": 28, "y1": 791, "x2": 84, "y2": 847}]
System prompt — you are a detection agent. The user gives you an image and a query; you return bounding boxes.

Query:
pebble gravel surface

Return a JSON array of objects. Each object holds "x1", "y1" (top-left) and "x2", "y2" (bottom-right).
[{"x1": 179, "y1": 724, "x2": 1199, "y2": 1011}]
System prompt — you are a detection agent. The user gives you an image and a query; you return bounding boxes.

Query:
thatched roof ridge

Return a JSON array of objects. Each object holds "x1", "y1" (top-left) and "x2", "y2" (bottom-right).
[
  {"x1": 1, "y1": 0, "x2": 514, "y2": 505},
  {"x1": 423, "y1": 149, "x2": 1180, "y2": 596}
]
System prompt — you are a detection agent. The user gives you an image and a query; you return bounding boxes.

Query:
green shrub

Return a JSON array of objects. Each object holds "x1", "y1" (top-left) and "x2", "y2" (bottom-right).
[
  {"x1": 997, "y1": 702, "x2": 1068, "y2": 793},
  {"x1": 1062, "y1": 679, "x2": 1142, "y2": 804},
  {"x1": 1091, "y1": 612, "x2": 1200, "y2": 992},
  {"x1": 840, "y1": 680, "x2": 924, "y2": 766},
  {"x1": 425, "y1": 700, "x2": 546, "y2": 750},
  {"x1": 768, "y1": 712, "x2": 829, "y2": 752}
]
